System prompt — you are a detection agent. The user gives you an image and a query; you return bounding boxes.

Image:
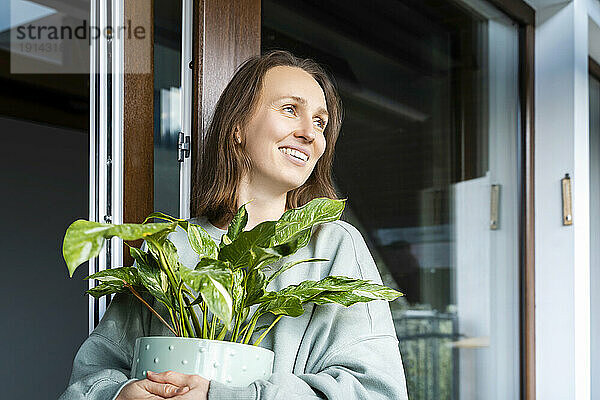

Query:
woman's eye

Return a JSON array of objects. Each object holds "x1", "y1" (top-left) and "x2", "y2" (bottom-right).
[
  {"x1": 314, "y1": 119, "x2": 326, "y2": 129},
  {"x1": 283, "y1": 105, "x2": 296, "y2": 114}
]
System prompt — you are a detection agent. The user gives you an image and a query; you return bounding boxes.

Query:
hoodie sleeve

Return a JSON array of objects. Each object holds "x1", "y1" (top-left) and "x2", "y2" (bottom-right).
[
  {"x1": 58, "y1": 292, "x2": 145, "y2": 400},
  {"x1": 208, "y1": 221, "x2": 409, "y2": 400}
]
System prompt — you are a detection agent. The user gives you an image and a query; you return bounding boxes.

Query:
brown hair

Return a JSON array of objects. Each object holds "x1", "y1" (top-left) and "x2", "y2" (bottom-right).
[{"x1": 192, "y1": 49, "x2": 343, "y2": 227}]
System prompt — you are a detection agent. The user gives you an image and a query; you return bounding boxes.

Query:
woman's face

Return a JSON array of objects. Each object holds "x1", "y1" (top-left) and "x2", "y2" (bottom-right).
[{"x1": 240, "y1": 65, "x2": 329, "y2": 194}]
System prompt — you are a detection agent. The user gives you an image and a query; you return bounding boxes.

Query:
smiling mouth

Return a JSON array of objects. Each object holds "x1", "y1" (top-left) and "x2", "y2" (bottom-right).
[
  {"x1": 278, "y1": 147, "x2": 309, "y2": 162},
  {"x1": 278, "y1": 147, "x2": 309, "y2": 165}
]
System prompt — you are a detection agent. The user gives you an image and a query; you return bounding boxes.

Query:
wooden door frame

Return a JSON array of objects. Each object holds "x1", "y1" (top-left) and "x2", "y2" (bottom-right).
[
  {"x1": 190, "y1": 0, "x2": 261, "y2": 218},
  {"x1": 187, "y1": 0, "x2": 536, "y2": 399},
  {"x1": 123, "y1": 0, "x2": 154, "y2": 266}
]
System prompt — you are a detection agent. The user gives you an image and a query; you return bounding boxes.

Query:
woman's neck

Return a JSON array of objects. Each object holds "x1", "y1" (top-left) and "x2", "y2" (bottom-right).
[{"x1": 212, "y1": 175, "x2": 289, "y2": 231}]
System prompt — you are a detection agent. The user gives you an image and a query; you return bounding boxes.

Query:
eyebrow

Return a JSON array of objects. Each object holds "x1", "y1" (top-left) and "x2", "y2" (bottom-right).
[{"x1": 277, "y1": 96, "x2": 329, "y2": 118}]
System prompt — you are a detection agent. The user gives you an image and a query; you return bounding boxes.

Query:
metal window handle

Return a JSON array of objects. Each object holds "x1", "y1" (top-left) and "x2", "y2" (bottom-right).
[
  {"x1": 178, "y1": 132, "x2": 190, "y2": 162},
  {"x1": 490, "y1": 184, "x2": 500, "y2": 230},
  {"x1": 562, "y1": 173, "x2": 573, "y2": 225}
]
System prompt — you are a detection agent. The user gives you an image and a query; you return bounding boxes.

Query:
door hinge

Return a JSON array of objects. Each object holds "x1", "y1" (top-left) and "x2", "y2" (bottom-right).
[{"x1": 178, "y1": 132, "x2": 190, "y2": 162}]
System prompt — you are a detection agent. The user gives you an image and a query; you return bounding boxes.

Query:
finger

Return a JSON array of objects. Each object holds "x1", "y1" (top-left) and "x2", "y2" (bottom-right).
[
  {"x1": 143, "y1": 379, "x2": 190, "y2": 398},
  {"x1": 169, "y1": 379, "x2": 210, "y2": 400},
  {"x1": 168, "y1": 386, "x2": 202, "y2": 400},
  {"x1": 146, "y1": 370, "x2": 190, "y2": 387}
]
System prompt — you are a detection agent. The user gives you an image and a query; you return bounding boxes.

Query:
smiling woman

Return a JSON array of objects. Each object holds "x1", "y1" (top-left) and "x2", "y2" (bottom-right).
[
  {"x1": 193, "y1": 51, "x2": 343, "y2": 231},
  {"x1": 234, "y1": 66, "x2": 329, "y2": 225},
  {"x1": 58, "y1": 50, "x2": 408, "y2": 400}
]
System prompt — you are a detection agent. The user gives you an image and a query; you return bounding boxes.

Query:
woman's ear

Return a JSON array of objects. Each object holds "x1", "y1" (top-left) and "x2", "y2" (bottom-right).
[{"x1": 234, "y1": 126, "x2": 242, "y2": 144}]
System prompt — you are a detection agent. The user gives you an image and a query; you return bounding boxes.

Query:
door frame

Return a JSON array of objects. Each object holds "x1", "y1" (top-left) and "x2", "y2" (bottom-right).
[{"x1": 485, "y1": 2, "x2": 536, "y2": 399}]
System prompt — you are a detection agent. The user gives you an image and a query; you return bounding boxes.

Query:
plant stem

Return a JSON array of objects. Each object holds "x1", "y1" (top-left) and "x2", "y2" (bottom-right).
[
  {"x1": 253, "y1": 315, "x2": 282, "y2": 346},
  {"x1": 178, "y1": 285, "x2": 191, "y2": 337},
  {"x1": 149, "y1": 239, "x2": 186, "y2": 337},
  {"x1": 216, "y1": 324, "x2": 228, "y2": 340},
  {"x1": 183, "y1": 294, "x2": 202, "y2": 338},
  {"x1": 243, "y1": 312, "x2": 261, "y2": 344},
  {"x1": 149, "y1": 239, "x2": 180, "y2": 291},
  {"x1": 237, "y1": 321, "x2": 250, "y2": 339},
  {"x1": 124, "y1": 284, "x2": 177, "y2": 336},
  {"x1": 231, "y1": 316, "x2": 241, "y2": 342},
  {"x1": 209, "y1": 315, "x2": 217, "y2": 340},
  {"x1": 168, "y1": 308, "x2": 180, "y2": 336},
  {"x1": 202, "y1": 303, "x2": 208, "y2": 339}
]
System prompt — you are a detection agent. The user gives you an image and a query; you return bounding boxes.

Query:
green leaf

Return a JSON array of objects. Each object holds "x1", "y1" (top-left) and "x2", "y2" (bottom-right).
[
  {"x1": 238, "y1": 307, "x2": 250, "y2": 324},
  {"x1": 187, "y1": 224, "x2": 218, "y2": 260},
  {"x1": 245, "y1": 269, "x2": 267, "y2": 306},
  {"x1": 129, "y1": 246, "x2": 150, "y2": 267},
  {"x1": 136, "y1": 253, "x2": 174, "y2": 309},
  {"x1": 225, "y1": 203, "x2": 249, "y2": 242},
  {"x1": 63, "y1": 220, "x2": 176, "y2": 277},
  {"x1": 307, "y1": 291, "x2": 375, "y2": 306},
  {"x1": 231, "y1": 269, "x2": 245, "y2": 316},
  {"x1": 180, "y1": 258, "x2": 232, "y2": 291},
  {"x1": 271, "y1": 198, "x2": 346, "y2": 247},
  {"x1": 161, "y1": 239, "x2": 181, "y2": 272},
  {"x1": 180, "y1": 259, "x2": 233, "y2": 328},
  {"x1": 146, "y1": 227, "x2": 177, "y2": 249},
  {"x1": 219, "y1": 234, "x2": 232, "y2": 249},
  {"x1": 251, "y1": 229, "x2": 315, "y2": 272},
  {"x1": 85, "y1": 266, "x2": 141, "y2": 287},
  {"x1": 144, "y1": 235, "x2": 179, "y2": 272},
  {"x1": 266, "y1": 258, "x2": 328, "y2": 284},
  {"x1": 143, "y1": 211, "x2": 185, "y2": 224},
  {"x1": 248, "y1": 246, "x2": 286, "y2": 272},
  {"x1": 281, "y1": 276, "x2": 403, "y2": 306},
  {"x1": 218, "y1": 220, "x2": 276, "y2": 269},
  {"x1": 143, "y1": 212, "x2": 190, "y2": 232},
  {"x1": 85, "y1": 281, "x2": 128, "y2": 298},
  {"x1": 259, "y1": 293, "x2": 304, "y2": 317}
]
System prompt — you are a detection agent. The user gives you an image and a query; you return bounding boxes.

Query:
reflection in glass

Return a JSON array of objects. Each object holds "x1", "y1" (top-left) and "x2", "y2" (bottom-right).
[
  {"x1": 262, "y1": 0, "x2": 520, "y2": 398},
  {"x1": 153, "y1": 0, "x2": 182, "y2": 217}
]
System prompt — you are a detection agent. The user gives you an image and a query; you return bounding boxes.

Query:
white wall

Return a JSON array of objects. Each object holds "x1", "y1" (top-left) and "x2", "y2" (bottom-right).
[{"x1": 535, "y1": 0, "x2": 591, "y2": 399}]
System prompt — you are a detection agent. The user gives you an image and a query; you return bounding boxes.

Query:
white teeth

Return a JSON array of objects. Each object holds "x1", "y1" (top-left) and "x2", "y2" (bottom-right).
[{"x1": 279, "y1": 147, "x2": 308, "y2": 162}]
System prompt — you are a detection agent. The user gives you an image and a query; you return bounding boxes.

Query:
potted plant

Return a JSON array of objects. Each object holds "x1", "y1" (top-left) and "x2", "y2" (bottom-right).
[{"x1": 63, "y1": 197, "x2": 403, "y2": 387}]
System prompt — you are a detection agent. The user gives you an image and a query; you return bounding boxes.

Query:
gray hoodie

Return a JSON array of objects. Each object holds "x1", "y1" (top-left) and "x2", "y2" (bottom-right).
[{"x1": 59, "y1": 216, "x2": 409, "y2": 400}]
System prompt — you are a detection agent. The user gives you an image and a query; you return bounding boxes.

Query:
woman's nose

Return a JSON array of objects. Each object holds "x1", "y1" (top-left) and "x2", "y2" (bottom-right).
[{"x1": 294, "y1": 116, "x2": 316, "y2": 142}]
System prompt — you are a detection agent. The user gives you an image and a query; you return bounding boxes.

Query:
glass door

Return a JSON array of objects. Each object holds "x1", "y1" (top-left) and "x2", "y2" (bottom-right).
[
  {"x1": 262, "y1": 0, "x2": 521, "y2": 398},
  {"x1": 153, "y1": 0, "x2": 192, "y2": 218}
]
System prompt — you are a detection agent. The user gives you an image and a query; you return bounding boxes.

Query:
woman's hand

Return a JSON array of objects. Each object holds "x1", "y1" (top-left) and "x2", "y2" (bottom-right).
[
  {"x1": 145, "y1": 370, "x2": 210, "y2": 400},
  {"x1": 116, "y1": 377, "x2": 190, "y2": 399}
]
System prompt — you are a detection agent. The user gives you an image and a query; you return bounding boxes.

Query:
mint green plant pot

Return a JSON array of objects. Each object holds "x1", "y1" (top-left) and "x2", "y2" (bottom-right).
[{"x1": 131, "y1": 337, "x2": 274, "y2": 387}]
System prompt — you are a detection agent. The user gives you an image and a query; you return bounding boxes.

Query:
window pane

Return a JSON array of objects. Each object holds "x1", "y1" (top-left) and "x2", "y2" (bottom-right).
[
  {"x1": 262, "y1": 1, "x2": 521, "y2": 398},
  {"x1": 154, "y1": 0, "x2": 182, "y2": 217},
  {"x1": 0, "y1": 1, "x2": 90, "y2": 397}
]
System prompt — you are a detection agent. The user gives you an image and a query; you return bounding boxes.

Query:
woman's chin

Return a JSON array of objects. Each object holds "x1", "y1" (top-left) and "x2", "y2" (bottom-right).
[{"x1": 277, "y1": 177, "x2": 308, "y2": 193}]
